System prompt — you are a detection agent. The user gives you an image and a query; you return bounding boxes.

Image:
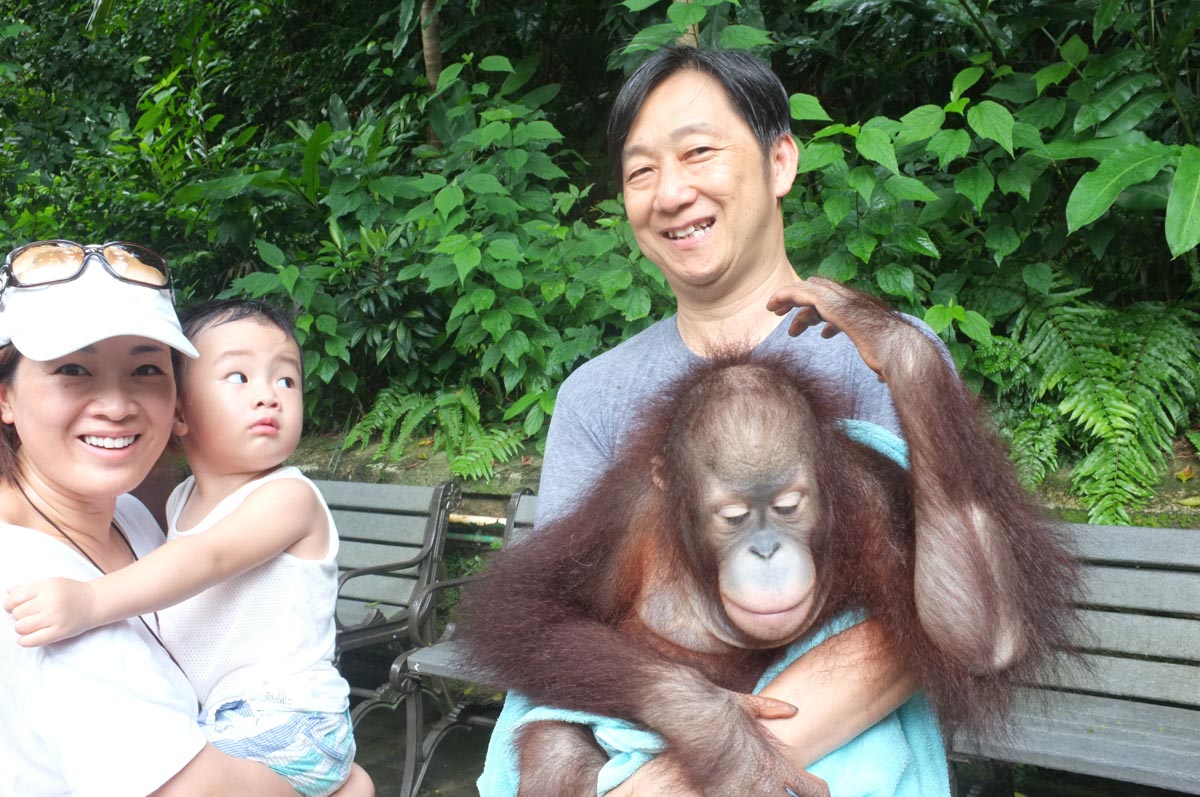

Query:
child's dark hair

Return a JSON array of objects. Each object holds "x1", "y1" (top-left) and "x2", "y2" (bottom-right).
[{"x1": 172, "y1": 299, "x2": 301, "y2": 391}]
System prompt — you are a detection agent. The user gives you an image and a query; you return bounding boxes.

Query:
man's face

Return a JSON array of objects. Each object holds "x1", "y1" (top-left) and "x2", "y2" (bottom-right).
[{"x1": 620, "y1": 69, "x2": 796, "y2": 300}]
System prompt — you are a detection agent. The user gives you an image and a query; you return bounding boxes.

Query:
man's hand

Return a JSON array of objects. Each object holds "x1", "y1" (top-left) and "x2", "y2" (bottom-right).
[{"x1": 4, "y1": 577, "x2": 98, "y2": 647}]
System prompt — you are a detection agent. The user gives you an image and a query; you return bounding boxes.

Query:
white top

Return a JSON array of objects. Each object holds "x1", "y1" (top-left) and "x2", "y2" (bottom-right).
[
  {"x1": 0, "y1": 495, "x2": 206, "y2": 797},
  {"x1": 159, "y1": 466, "x2": 350, "y2": 714}
]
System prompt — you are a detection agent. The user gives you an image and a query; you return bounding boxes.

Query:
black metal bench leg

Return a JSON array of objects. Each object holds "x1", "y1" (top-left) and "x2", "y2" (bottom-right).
[{"x1": 401, "y1": 677, "x2": 424, "y2": 797}]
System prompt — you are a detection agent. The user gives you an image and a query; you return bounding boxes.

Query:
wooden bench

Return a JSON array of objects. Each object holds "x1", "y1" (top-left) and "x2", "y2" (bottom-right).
[
  {"x1": 951, "y1": 522, "x2": 1200, "y2": 795},
  {"x1": 389, "y1": 494, "x2": 1200, "y2": 796},
  {"x1": 316, "y1": 478, "x2": 462, "y2": 725}
]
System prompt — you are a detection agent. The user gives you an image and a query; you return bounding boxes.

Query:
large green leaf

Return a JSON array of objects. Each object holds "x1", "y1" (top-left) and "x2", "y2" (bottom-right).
[
  {"x1": 1073, "y1": 73, "x2": 1157, "y2": 132},
  {"x1": 896, "y1": 105, "x2": 945, "y2": 145},
  {"x1": 479, "y1": 55, "x2": 515, "y2": 73},
  {"x1": 798, "y1": 141, "x2": 844, "y2": 174},
  {"x1": 950, "y1": 67, "x2": 983, "y2": 102},
  {"x1": 926, "y1": 129, "x2": 971, "y2": 170},
  {"x1": 954, "y1": 164, "x2": 994, "y2": 212},
  {"x1": 967, "y1": 100, "x2": 1015, "y2": 156},
  {"x1": 822, "y1": 194, "x2": 855, "y2": 227},
  {"x1": 1166, "y1": 145, "x2": 1200, "y2": 258},
  {"x1": 1066, "y1": 142, "x2": 1173, "y2": 231},
  {"x1": 1094, "y1": 0, "x2": 1122, "y2": 38},
  {"x1": 1033, "y1": 62, "x2": 1072, "y2": 96},
  {"x1": 1060, "y1": 34, "x2": 1089, "y2": 66},
  {"x1": 1045, "y1": 130, "x2": 1151, "y2": 161},
  {"x1": 884, "y1": 174, "x2": 939, "y2": 202},
  {"x1": 718, "y1": 25, "x2": 775, "y2": 49},
  {"x1": 667, "y1": 1, "x2": 707, "y2": 28},
  {"x1": 855, "y1": 126, "x2": 898, "y2": 174},
  {"x1": 985, "y1": 224, "x2": 1021, "y2": 265},
  {"x1": 1095, "y1": 92, "x2": 1168, "y2": 138},
  {"x1": 790, "y1": 93, "x2": 832, "y2": 122}
]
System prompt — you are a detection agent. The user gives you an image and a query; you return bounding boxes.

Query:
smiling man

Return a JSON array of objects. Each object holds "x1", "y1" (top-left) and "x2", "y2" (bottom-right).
[{"x1": 521, "y1": 47, "x2": 925, "y2": 794}]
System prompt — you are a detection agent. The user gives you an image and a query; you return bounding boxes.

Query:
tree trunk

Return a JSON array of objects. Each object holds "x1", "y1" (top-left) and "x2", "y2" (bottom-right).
[{"x1": 420, "y1": 0, "x2": 443, "y2": 147}]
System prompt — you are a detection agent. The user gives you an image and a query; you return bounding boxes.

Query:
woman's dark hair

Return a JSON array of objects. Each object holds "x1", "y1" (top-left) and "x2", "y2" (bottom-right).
[
  {"x1": 0, "y1": 345, "x2": 21, "y2": 483},
  {"x1": 606, "y1": 46, "x2": 792, "y2": 179},
  {"x1": 171, "y1": 299, "x2": 301, "y2": 393}
]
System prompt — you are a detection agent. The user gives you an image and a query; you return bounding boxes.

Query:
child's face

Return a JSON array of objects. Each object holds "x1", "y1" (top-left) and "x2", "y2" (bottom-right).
[{"x1": 177, "y1": 317, "x2": 303, "y2": 477}]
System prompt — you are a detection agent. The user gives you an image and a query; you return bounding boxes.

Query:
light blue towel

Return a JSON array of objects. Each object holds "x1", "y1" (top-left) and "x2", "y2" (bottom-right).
[{"x1": 477, "y1": 422, "x2": 948, "y2": 796}]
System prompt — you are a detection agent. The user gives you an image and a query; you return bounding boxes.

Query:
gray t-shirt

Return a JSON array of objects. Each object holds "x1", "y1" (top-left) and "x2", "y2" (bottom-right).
[{"x1": 536, "y1": 308, "x2": 914, "y2": 524}]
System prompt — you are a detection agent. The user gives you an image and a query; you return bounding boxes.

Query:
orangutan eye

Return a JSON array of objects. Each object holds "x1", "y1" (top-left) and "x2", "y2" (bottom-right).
[
  {"x1": 773, "y1": 492, "x2": 802, "y2": 516},
  {"x1": 718, "y1": 505, "x2": 750, "y2": 525}
]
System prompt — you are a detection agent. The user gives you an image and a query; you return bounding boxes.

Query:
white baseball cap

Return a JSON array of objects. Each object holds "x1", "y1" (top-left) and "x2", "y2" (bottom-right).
[{"x1": 0, "y1": 256, "x2": 199, "y2": 361}]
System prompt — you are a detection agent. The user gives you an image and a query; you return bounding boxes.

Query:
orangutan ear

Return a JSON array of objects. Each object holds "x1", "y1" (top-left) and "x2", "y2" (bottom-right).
[{"x1": 650, "y1": 455, "x2": 667, "y2": 493}]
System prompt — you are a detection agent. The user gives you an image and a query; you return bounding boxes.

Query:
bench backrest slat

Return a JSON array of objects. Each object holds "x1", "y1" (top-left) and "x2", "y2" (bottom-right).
[
  {"x1": 337, "y1": 573, "x2": 423, "y2": 607},
  {"x1": 1078, "y1": 565, "x2": 1200, "y2": 615},
  {"x1": 333, "y1": 509, "x2": 431, "y2": 544},
  {"x1": 1045, "y1": 653, "x2": 1200, "y2": 708},
  {"x1": 1075, "y1": 609, "x2": 1200, "y2": 662},
  {"x1": 1066, "y1": 523, "x2": 1200, "y2": 567},
  {"x1": 337, "y1": 540, "x2": 426, "y2": 572}
]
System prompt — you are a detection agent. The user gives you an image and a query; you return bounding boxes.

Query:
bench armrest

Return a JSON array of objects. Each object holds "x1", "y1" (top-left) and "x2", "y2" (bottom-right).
[{"x1": 406, "y1": 575, "x2": 478, "y2": 647}]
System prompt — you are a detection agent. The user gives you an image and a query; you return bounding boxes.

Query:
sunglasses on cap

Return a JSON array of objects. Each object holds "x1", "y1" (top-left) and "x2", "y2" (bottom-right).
[{"x1": 1, "y1": 240, "x2": 173, "y2": 299}]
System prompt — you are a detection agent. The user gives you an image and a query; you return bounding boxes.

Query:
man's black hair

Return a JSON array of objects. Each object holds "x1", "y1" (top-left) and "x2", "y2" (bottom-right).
[{"x1": 606, "y1": 46, "x2": 792, "y2": 180}]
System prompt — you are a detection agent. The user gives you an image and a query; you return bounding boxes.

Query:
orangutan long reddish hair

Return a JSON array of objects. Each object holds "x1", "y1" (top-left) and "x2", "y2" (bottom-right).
[{"x1": 457, "y1": 282, "x2": 1080, "y2": 797}]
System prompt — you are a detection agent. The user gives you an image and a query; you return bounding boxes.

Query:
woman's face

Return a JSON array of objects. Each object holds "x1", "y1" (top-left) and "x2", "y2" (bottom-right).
[{"x1": 0, "y1": 336, "x2": 177, "y2": 503}]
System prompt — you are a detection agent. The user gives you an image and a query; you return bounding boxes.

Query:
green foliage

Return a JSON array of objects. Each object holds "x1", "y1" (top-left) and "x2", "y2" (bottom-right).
[
  {"x1": 1017, "y1": 299, "x2": 1200, "y2": 523},
  {"x1": 176, "y1": 54, "x2": 671, "y2": 476},
  {"x1": 616, "y1": 0, "x2": 1200, "y2": 521},
  {"x1": 344, "y1": 384, "x2": 525, "y2": 480},
  {"x1": 4, "y1": 0, "x2": 1200, "y2": 514}
]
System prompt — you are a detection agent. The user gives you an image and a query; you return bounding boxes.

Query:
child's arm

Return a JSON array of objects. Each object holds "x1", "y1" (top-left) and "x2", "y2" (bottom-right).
[{"x1": 4, "y1": 478, "x2": 327, "y2": 647}]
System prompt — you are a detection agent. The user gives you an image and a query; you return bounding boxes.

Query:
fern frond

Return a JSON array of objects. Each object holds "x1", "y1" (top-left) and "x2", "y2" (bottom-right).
[
  {"x1": 386, "y1": 395, "x2": 436, "y2": 460},
  {"x1": 344, "y1": 387, "x2": 423, "y2": 451},
  {"x1": 1071, "y1": 435, "x2": 1157, "y2": 525},
  {"x1": 1009, "y1": 404, "x2": 1062, "y2": 488},
  {"x1": 1018, "y1": 297, "x2": 1200, "y2": 522},
  {"x1": 448, "y1": 426, "x2": 525, "y2": 481}
]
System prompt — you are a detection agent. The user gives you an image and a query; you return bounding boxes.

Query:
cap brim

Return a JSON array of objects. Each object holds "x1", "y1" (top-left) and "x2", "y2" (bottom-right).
[{"x1": 11, "y1": 315, "x2": 199, "y2": 361}]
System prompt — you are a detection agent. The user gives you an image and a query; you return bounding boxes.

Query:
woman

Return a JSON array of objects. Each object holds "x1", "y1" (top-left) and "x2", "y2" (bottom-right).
[{"x1": 0, "y1": 241, "x2": 357, "y2": 796}]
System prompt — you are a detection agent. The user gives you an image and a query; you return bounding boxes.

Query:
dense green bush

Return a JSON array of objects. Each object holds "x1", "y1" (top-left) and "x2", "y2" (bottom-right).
[{"x1": 2, "y1": 0, "x2": 1198, "y2": 520}]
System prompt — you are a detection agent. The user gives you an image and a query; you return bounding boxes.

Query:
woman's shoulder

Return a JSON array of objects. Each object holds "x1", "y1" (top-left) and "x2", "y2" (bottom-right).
[{"x1": 115, "y1": 494, "x2": 168, "y2": 556}]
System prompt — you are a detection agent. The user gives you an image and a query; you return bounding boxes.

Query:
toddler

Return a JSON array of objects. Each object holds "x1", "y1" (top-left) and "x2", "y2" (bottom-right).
[{"x1": 6, "y1": 299, "x2": 371, "y2": 797}]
